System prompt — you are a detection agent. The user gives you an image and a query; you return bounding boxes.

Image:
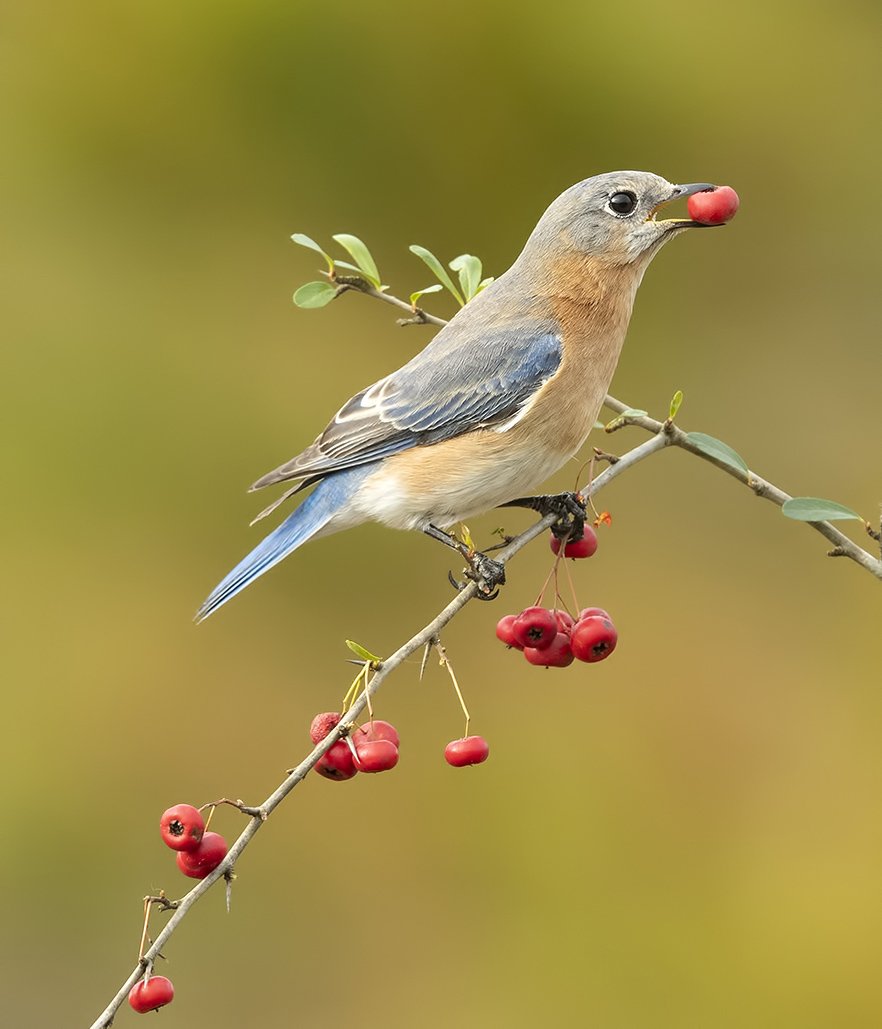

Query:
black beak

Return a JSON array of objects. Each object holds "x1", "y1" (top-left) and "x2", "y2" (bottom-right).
[
  {"x1": 673, "y1": 182, "x2": 717, "y2": 199},
  {"x1": 652, "y1": 182, "x2": 720, "y2": 228}
]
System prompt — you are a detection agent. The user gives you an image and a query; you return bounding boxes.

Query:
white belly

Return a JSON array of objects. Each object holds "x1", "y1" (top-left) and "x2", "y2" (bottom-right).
[{"x1": 352, "y1": 437, "x2": 579, "y2": 531}]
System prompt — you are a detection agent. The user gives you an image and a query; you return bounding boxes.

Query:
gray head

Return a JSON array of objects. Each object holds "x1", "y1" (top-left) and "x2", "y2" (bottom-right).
[{"x1": 525, "y1": 171, "x2": 718, "y2": 266}]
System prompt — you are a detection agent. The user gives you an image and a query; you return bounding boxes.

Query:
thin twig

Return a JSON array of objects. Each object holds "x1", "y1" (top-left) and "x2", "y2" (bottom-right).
[
  {"x1": 599, "y1": 398, "x2": 882, "y2": 580},
  {"x1": 333, "y1": 275, "x2": 447, "y2": 327}
]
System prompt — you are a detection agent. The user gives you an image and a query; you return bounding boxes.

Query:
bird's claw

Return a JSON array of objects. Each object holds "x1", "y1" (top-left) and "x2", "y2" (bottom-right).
[
  {"x1": 541, "y1": 492, "x2": 588, "y2": 541},
  {"x1": 447, "y1": 552, "x2": 505, "y2": 601},
  {"x1": 448, "y1": 569, "x2": 467, "y2": 591},
  {"x1": 501, "y1": 490, "x2": 588, "y2": 542}
]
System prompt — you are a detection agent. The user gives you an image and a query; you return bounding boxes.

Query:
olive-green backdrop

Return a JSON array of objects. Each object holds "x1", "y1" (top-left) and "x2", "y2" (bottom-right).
[{"x1": 4, "y1": 2, "x2": 881, "y2": 1026}]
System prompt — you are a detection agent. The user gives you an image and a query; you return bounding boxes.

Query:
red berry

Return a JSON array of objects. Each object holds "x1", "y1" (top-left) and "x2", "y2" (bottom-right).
[
  {"x1": 176, "y1": 831, "x2": 228, "y2": 879},
  {"x1": 512, "y1": 606, "x2": 558, "y2": 650},
  {"x1": 524, "y1": 632, "x2": 574, "y2": 667},
  {"x1": 495, "y1": 614, "x2": 524, "y2": 650},
  {"x1": 444, "y1": 735, "x2": 490, "y2": 767},
  {"x1": 353, "y1": 739, "x2": 400, "y2": 772},
  {"x1": 315, "y1": 740, "x2": 358, "y2": 780},
  {"x1": 570, "y1": 616, "x2": 618, "y2": 663},
  {"x1": 351, "y1": 718, "x2": 400, "y2": 750},
  {"x1": 310, "y1": 711, "x2": 341, "y2": 743},
  {"x1": 159, "y1": 804, "x2": 205, "y2": 853},
  {"x1": 128, "y1": 975, "x2": 175, "y2": 1014},
  {"x1": 550, "y1": 526, "x2": 598, "y2": 559},
  {"x1": 578, "y1": 607, "x2": 610, "y2": 622},
  {"x1": 687, "y1": 185, "x2": 739, "y2": 225},
  {"x1": 553, "y1": 610, "x2": 574, "y2": 633}
]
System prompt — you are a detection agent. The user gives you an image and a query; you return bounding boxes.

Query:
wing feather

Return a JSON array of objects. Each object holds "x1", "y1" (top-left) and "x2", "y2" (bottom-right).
[{"x1": 250, "y1": 322, "x2": 561, "y2": 493}]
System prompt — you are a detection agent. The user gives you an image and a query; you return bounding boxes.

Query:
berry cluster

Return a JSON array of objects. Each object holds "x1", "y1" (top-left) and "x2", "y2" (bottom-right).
[
  {"x1": 311, "y1": 712, "x2": 401, "y2": 778},
  {"x1": 159, "y1": 803, "x2": 228, "y2": 879},
  {"x1": 497, "y1": 606, "x2": 617, "y2": 667},
  {"x1": 494, "y1": 529, "x2": 617, "y2": 668}
]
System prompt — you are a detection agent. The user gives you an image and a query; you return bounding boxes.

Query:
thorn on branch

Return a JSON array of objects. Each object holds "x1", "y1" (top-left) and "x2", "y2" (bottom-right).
[
  {"x1": 201, "y1": 798, "x2": 267, "y2": 821},
  {"x1": 224, "y1": 871, "x2": 235, "y2": 914},
  {"x1": 482, "y1": 536, "x2": 515, "y2": 553},
  {"x1": 419, "y1": 640, "x2": 432, "y2": 681}
]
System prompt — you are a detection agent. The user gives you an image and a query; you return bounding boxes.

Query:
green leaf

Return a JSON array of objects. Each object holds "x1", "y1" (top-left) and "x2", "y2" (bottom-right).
[
  {"x1": 293, "y1": 281, "x2": 337, "y2": 308},
  {"x1": 345, "y1": 639, "x2": 382, "y2": 663},
  {"x1": 669, "y1": 389, "x2": 684, "y2": 420},
  {"x1": 409, "y1": 244, "x2": 464, "y2": 306},
  {"x1": 476, "y1": 276, "x2": 495, "y2": 294},
  {"x1": 449, "y1": 254, "x2": 482, "y2": 301},
  {"x1": 291, "y1": 233, "x2": 334, "y2": 273},
  {"x1": 781, "y1": 497, "x2": 862, "y2": 522},
  {"x1": 685, "y1": 432, "x2": 749, "y2": 475},
  {"x1": 620, "y1": 407, "x2": 647, "y2": 418},
  {"x1": 332, "y1": 234, "x2": 381, "y2": 288},
  {"x1": 593, "y1": 420, "x2": 606, "y2": 430},
  {"x1": 409, "y1": 283, "x2": 444, "y2": 305}
]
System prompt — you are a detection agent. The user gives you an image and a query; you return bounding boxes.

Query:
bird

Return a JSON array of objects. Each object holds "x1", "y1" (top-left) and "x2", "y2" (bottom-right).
[{"x1": 197, "y1": 171, "x2": 719, "y2": 621}]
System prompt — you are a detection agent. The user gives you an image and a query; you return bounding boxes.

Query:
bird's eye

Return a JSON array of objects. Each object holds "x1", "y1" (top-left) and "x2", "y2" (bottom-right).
[{"x1": 608, "y1": 191, "x2": 638, "y2": 216}]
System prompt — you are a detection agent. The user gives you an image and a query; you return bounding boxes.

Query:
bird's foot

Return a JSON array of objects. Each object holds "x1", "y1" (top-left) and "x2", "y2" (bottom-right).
[
  {"x1": 448, "y1": 549, "x2": 505, "y2": 600},
  {"x1": 425, "y1": 523, "x2": 505, "y2": 600},
  {"x1": 501, "y1": 491, "x2": 588, "y2": 542},
  {"x1": 466, "y1": 551, "x2": 506, "y2": 599}
]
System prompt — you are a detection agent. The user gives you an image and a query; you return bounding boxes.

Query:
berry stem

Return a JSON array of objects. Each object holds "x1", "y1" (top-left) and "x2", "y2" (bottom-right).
[
  {"x1": 362, "y1": 664, "x2": 375, "y2": 721},
  {"x1": 534, "y1": 557, "x2": 559, "y2": 608},
  {"x1": 137, "y1": 897, "x2": 151, "y2": 963},
  {"x1": 560, "y1": 548, "x2": 581, "y2": 612},
  {"x1": 341, "y1": 663, "x2": 370, "y2": 714},
  {"x1": 434, "y1": 637, "x2": 470, "y2": 737}
]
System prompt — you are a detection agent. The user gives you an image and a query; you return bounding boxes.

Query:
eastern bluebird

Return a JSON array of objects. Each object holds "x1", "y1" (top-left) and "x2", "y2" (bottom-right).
[{"x1": 197, "y1": 171, "x2": 717, "y2": 621}]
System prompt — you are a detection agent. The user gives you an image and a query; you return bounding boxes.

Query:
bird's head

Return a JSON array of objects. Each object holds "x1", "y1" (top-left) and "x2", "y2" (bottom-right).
[{"x1": 528, "y1": 171, "x2": 719, "y2": 268}]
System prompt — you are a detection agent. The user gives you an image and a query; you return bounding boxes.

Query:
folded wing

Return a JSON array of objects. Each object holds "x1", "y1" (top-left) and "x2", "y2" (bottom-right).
[{"x1": 251, "y1": 321, "x2": 562, "y2": 499}]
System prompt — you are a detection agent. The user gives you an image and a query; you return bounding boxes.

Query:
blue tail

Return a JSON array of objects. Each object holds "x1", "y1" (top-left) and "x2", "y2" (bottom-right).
[{"x1": 196, "y1": 466, "x2": 372, "y2": 622}]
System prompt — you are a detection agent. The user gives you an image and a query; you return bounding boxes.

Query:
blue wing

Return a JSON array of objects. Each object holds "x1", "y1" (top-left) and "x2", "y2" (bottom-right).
[{"x1": 252, "y1": 321, "x2": 562, "y2": 492}]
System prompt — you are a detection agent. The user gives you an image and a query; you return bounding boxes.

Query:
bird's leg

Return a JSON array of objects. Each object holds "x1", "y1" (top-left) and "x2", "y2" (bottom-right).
[
  {"x1": 424, "y1": 524, "x2": 506, "y2": 600},
  {"x1": 500, "y1": 491, "x2": 588, "y2": 542}
]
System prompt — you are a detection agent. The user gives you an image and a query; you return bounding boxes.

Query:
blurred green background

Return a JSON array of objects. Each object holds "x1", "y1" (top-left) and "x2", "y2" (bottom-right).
[{"x1": 3, "y1": 1, "x2": 881, "y2": 1025}]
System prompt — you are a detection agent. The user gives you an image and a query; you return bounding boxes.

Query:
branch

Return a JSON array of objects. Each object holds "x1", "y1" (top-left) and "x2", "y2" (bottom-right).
[
  {"x1": 92, "y1": 422, "x2": 672, "y2": 1027},
  {"x1": 333, "y1": 275, "x2": 447, "y2": 327},
  {"x1": 92, "y1": 277, "x2": 880, "y2": 1027},
  {"x1": 599, "y1": 398, "x2": 882, "y2": 580}
]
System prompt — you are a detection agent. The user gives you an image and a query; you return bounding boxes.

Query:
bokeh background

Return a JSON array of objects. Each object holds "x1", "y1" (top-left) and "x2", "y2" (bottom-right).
[{"x1": 3, "y1": 2, "x2": 881, "y2": 1026}]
